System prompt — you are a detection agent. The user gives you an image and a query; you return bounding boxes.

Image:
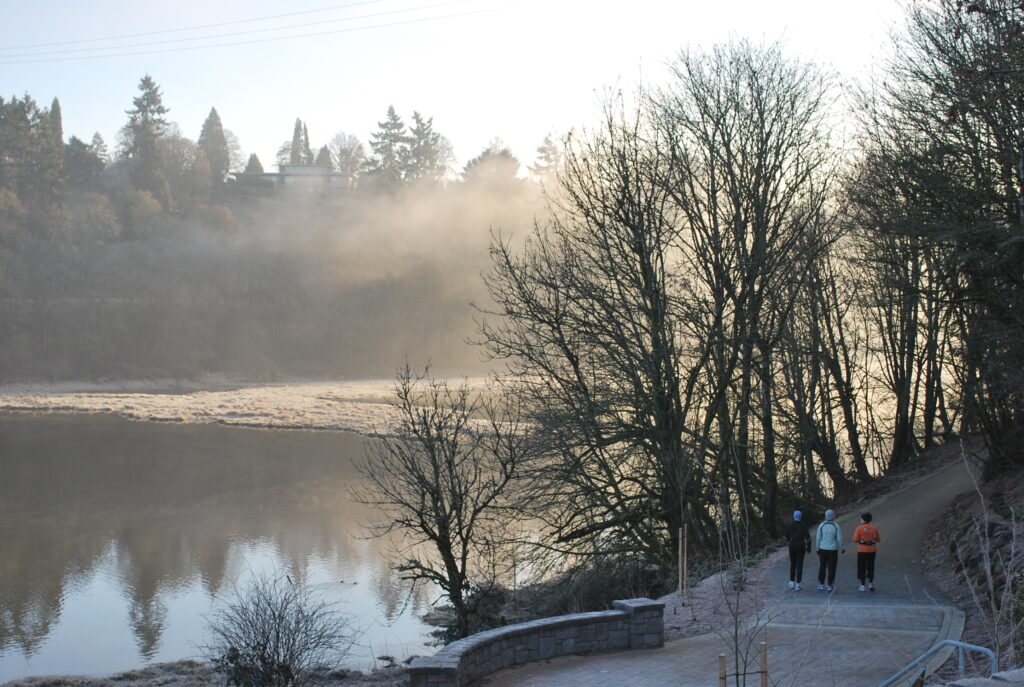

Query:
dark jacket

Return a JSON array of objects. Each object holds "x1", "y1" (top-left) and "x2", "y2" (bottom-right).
[{"x1": 784, "y1": 520, "x2": 811, "y2": 551}]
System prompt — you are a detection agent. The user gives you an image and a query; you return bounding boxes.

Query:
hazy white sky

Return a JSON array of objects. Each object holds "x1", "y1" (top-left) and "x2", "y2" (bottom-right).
[{"x1": 0, "y1": 0, "x2": 906, "y2": 171}]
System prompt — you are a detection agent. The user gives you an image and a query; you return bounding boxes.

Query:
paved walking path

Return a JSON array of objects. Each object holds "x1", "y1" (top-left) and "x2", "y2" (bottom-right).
[{"x1": 478, "y1": 458, "x2": 976, "y2": 687}]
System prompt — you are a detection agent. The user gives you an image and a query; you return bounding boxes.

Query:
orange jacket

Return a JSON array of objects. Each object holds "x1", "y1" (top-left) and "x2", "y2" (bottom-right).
[{"x1": 853, "y1": 523, "x2": 880, "y2": 553}]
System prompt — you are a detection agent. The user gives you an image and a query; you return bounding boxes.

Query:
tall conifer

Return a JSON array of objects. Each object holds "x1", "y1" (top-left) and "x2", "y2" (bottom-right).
[
  {"x1": 49, "y1": 97, "x2": 64, "y2": 166},
  {"x1": 123, "y1": 74, "x2": 171, "y2": 207},
  {"x1": 198, "y1": 107, "x2": 230, "y2": 184},
  {"x1": 528, "y1": 135, "x2": 561, "y2": 179},
  {"x1": 301, "y1": 122, "x2": 314, "y2": 164},
  {"x1": 406, "y1": 111, "x2": 451, "y2": 184},
  {"x1": 315, "y1": 145, "x2": 333, "y2": 169},
  {"x1": 289, "y1": 118, "x2": 304, "y2": 165},
  {"x1": 244, "y1": 153, "x2": 264, "y2": 174},
  {"x1": 90, "y1": 132, "x2": 109, "y2": 164},
  {"x1": 366, "y1": 105, "x2": 408, "y2": 186}
]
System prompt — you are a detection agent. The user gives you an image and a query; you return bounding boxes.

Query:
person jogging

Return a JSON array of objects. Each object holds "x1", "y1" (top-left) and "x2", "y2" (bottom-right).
[
  {"x1": 784, "y1": 510, "x2": 812, "y2": 591},
  {"x1": 816, "y1": 509, "x2": 845, "y2": 592},
  {"x1": 853, "y1": 512, "x2": 881, "y2": 592}
]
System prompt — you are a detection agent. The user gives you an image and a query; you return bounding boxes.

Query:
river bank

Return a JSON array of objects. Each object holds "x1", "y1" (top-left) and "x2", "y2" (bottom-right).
[
  {"x1": 1, "y1": 659, "x2": 411, "y2": 687},
  {"x1": 0, "y1": 379, "x2": 412, "y2": 434}
]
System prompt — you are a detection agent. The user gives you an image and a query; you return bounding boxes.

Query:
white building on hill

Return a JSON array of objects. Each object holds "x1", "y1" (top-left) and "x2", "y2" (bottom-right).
[{"x1": 234, "y1": 164, "x2": 349, "y2": 191}]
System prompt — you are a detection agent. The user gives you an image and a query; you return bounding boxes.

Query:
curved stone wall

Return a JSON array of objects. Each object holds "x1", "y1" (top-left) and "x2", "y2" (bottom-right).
[{"x1": 408, "y1": 598, "x2": 665, "y2": 687}]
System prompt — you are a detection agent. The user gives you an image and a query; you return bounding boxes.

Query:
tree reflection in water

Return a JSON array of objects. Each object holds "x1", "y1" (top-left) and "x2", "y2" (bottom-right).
[{"x1": 0, "y1": 412, "x2": 433, "y2": 680}]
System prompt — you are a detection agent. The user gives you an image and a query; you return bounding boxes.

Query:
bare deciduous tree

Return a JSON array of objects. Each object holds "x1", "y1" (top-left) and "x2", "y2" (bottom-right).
[
  {"x1": 851, "y1": 0, "x2": 1024, "y2": 476},
  {"x1": 480, "y1": 41, "x2": 841, "y2": 570},
  {"x1": 355, "y1": 366, "x2": 525, "y2": 639}
]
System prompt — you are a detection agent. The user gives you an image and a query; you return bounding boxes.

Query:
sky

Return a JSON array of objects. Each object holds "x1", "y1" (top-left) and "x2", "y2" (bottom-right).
[{"x1": 0, "y1": 0, "x2": 906, "y2": 172}]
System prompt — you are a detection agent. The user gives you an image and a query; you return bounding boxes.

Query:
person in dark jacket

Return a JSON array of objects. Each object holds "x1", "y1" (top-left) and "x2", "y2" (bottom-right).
[{"x1": 784, "y1": 510, "x2": 812, "y2": 591}]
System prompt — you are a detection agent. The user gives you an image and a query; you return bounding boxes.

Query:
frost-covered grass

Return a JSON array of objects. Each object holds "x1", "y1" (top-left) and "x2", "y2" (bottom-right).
[
  {"x1": 3, "y1": 659, "x2": 410, "y2": 687},
  {"x1": 0, "y1": 379, "x2": 486, "y2": 435}
]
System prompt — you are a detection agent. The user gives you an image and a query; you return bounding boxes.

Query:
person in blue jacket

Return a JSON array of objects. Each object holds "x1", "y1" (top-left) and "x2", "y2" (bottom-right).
[{"x1": 815, "y1": 509, "x2": 845, "y2": 592}]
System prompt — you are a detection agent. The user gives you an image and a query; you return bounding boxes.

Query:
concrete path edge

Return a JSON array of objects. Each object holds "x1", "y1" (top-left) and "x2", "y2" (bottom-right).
[{"x1": 888, "y1": 607, "x2": 966, "y2": 687}]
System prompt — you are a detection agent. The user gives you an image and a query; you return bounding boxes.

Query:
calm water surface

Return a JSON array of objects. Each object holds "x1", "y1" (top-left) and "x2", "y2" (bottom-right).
[{"x1": 0, "y1": 412, "x2": 435, "y2": 682}]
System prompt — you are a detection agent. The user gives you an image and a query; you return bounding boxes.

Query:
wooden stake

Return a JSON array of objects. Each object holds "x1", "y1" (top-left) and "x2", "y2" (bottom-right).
[
  {"x1": 678, "y1": 527, "x2": 684, "y2": 596},
  {"x1": 760, "y1": 642, "x2": 768, "y2": 687},
  {"x1": 683, "y1": 523, "x2": 689, "y2": 598},
  {"x1": 719, "y1": 653, "x2": 727, "y2": 687}
]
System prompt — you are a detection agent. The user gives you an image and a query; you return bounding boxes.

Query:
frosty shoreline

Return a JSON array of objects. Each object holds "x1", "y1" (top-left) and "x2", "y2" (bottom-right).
[{"x1": 0, "y1": 379, "x2": 486, "y2": 435}]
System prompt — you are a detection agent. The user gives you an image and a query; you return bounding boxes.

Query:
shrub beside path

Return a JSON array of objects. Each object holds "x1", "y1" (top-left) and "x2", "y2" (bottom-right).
[{"x1": 478, "y1": 458, "x2": 976, "y2": 687}]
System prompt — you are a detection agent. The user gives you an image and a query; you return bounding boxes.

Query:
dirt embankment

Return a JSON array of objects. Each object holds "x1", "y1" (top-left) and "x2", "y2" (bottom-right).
[{"x1": 921, "y1": 450, "x2": 1024, "y2": 682}]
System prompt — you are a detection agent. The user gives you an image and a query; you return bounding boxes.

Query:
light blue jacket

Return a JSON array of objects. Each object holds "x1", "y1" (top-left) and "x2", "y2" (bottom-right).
[{"x1": 816, "y1": 520, "x2": 844, "y2": 551}]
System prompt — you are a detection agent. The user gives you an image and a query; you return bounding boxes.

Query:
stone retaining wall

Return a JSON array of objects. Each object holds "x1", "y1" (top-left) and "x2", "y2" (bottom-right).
[{"x1": 407, "y1": 598, "x2": 665, "y2": 687}]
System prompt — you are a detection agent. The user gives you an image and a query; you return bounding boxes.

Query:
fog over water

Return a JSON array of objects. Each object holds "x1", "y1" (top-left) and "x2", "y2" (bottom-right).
[
  {"x1": 0, "y1": 410, "x2": 438, "y2": 681},
  {"x1": 0, "y1": 179, "x2": 544, "y2": 383},
  {"x1": 0, "y1": 111, "x2": 547, "y2": 680}
]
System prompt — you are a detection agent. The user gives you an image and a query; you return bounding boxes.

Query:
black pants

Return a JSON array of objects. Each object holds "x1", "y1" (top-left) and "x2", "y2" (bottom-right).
[
  {"x1": 788, "y1": 546, "x2": 806, "y2": 583},
  {"x1": 857, "y1": 551, "x2": 877, "y2": 584},
  {"x1": 817, "y1": 550, "x2": 838, "y2": 585}
]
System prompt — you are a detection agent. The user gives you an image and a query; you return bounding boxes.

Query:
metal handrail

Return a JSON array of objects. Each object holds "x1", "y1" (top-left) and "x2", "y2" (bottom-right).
[{"x1": 878, "y1": 639, "x2": 997, "y2": 687}]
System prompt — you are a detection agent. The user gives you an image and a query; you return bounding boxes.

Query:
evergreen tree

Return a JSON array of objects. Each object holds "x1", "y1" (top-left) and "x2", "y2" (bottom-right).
[
  {"x1": 405, "y1": 111, "x2": 452, "y2": 185},
  {"x1": 463, "y1": 139, "x2": 520, "y2": 185},
  {"x1": 122, "y1": 74, "x2": 171, "y2": 208},
  {"x1": 90, "y1": 132, "x2": 109, "y2": 164},
  {"x1": 0, "y1": 95, "x2": 64, "y2": 210},
  {"x1": 158, "y1": 129, "x2": 211, "y2": 207},
  {"x1": 365, "y1": 105, "x2": 408, "y2": 186},
  {"x1": 528, "y1": 134, "x2": 561, "y2": 179},
  {"x1": 198, "y1": 107, "x2": 230, "y2": 184},
  {"x1": 314, "y1": 145, "x2": 333, "y2": 169},
  {"x1": 49, "y1": 97, "x2": 64, "y2": 164},
  {"x1": 301, "y1": 122, "x2": 314, "y2": 164},
  {"x1": 0, "y1": 96, "x2": 31, "y2": 196},
  {"x1": 65, "y1": 136, "x2": 104, "y2": 189},
  {"x1": 244, "y1": 153, "x2": 264, "y2": 174},
  {"x1": 289, "y1": 118, "x2": 304, "y2": 165}
]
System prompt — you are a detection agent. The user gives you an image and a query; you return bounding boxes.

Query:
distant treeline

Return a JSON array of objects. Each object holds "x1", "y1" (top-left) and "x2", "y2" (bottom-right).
[{"x1": 0, "y1": 77, "x2": 549, "y2": 381}]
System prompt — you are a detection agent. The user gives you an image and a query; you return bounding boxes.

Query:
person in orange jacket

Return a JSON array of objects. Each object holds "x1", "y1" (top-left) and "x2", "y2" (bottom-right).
[{"x1": 853, "y1": 512, "x2": 880, "y2": 592}]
